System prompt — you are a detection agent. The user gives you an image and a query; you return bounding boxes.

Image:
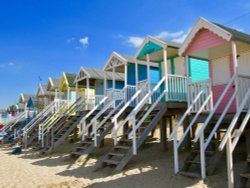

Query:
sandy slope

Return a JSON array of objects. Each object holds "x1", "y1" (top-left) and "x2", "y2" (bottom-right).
[{"x1": 0, "y1": 138, "x2": 246, "y2": 188}]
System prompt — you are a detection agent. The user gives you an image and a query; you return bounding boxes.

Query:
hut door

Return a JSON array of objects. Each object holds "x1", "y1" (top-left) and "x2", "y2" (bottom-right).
[{"x1": 211, "y1": 56, "x2": 230, "y2": 86}]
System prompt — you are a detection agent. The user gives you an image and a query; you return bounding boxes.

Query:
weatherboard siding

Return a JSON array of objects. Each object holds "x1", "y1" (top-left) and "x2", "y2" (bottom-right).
[
  {"x1": 185, "y1": 29, "x2": 227, "y2": 55},
  {"x1": 127, "y1": 64, "x2": 160, "y2": 85},
  {"x1": 210, "y1": 55, "x2": 236, "y2": 113}
]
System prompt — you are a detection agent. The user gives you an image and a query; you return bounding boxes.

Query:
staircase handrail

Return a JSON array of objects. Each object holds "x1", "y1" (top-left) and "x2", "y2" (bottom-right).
[
  {"x1": 40, "y1": 101, "x2": 68, "y2": 132},
  {"x1": 51, "y1": 96, "x2": 85, "y2": 133},
  {"x1": 129, "y1": 89, "x2": 166, "y2": 138},
  {"x1": 219, "y1": 88, "x2": 250, "y2": 151},
  {"x1": 91, "y1": 98, "x2": 125, "y2": 147},
  {"x1": 79, "y1": 96, "x2": 109, "y2": 140},
  {"x1": 168, "y1": 90, "x2": 204, "y2": 140},
  {"x1": 112, "y1": 77, "x2": 164, "y2": 139},
  {"x1": 91, "y1": 98, "x2": 124, "y2": 137},
  {"x1": 204, "y1": 89, "x2": 239, "y2": 150},
  {"x1": 7, "y1": 111, "x2": 26, "y2": 131},
  {"x1": 79, "y1": 96, "x2": 108, "y2": 126},
  {"x1": 193, "y1": 74, "x2": 237, "y2": 142},
  {"x1": 112, "y1": 81, "x2": 148, "y2": 123},
  {"x1": 23, "y1": 100, "x2": 56, "y2": 134}
]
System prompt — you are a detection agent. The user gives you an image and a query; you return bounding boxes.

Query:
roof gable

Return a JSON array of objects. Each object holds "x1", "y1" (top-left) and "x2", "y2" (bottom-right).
[
  {"x1": 179, "y1": 17, "x2": 232, "y2": 56},
  {"x1": 104, "y1": 52, "x2": 134, "y2": 71}
]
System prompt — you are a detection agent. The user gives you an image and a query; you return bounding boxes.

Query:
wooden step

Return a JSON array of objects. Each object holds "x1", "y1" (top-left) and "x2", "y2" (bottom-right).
[
  {"x1": 119, "y1": 139, "x2": 132, "y2": 143},
  {"x1": 71, "y1": 151, "x2": 83, "y2": 156},
  {"x1": 191, "y1": 150, "x2": 215, "y2": 156},
  {"x1": 186, "y1": 160, "x2": 201, "y2": 165},
  {"x1": 240, "y1": 173, "x2": 250, "y2": 179},
  {"x1": 108, "y1": 152, "x2": 125, "y2": 157},
  {"x1": 114, "y1": 145, "x2": 130, "y2": 150},
  {"x1": 82, "y1": 141, "x2": 93, "y2": 145},
  {"x1": 179, "y1": 171, "x2": 201, "y2": 178},
  {"x1": 103, "y1": 159, "x2": 120, "y2": 165},
  {"x1": 76, "y1": 146, "x2": 87, "y2": 150}
]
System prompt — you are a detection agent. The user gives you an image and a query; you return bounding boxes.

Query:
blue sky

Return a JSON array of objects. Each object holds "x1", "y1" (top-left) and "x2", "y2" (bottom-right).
[{"x1": 0, "y1": 0, "x2": 250, "y2": 108}]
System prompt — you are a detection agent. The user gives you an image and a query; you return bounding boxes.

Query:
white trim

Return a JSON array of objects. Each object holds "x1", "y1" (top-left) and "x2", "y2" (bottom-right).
[
  {"x1": 179, "y1": 17, "x2": 232, "y2": 56},
  {"x1": 74, "y1": 67, "x2": 91, "y2": 83},
  {"x1": 134, "y1": 35, "x2": 167, "y2": 59},
  {"x1": 103, "y1": 51, "x2": 128, "y2": 71}
]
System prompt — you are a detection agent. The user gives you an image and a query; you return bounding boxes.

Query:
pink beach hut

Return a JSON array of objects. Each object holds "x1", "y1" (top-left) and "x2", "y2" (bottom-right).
[{"x1": 169, "y1": 17, "x2": 250, "y2": 185}]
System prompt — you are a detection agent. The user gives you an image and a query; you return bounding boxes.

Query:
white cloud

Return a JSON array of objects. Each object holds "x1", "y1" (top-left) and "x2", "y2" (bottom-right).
[
  {"x1": 79, "y1": 37, "x2": 89, "y2": 47},
  {"x1": 172, "y1": 28, "x2": 191, "y2": 43},
  {"x1": 155, "y1": 31, "x2": 184, "y2": 40},
  {"x1": 127, "y1": 36, "x2": 144, "y2": 47},
  {"x1": 126, "y1": 29, "x2": 190, "y2": 47}
]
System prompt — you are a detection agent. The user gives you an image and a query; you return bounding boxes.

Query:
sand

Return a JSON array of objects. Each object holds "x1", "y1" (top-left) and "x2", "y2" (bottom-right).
[{"x1": 0, "y1": 136, "x2": 247, "y2": 188}]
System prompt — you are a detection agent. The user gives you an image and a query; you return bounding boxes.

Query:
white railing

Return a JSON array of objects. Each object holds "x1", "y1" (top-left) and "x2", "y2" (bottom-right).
[
  {"x1": 168, "y1": 74, "x2": 188, "y2": 102},
  {"x1": 238, "y1": 75, "x2": 250, "y2": 110},
  {"x1": 111, "y1": 81, "x2": 149, "y2": 144},
  {"x1": 22, "y1": 100, "x2": 64, "y2": 147},
  {"x1": 218, "y1": 88, "x2": 250, "y2": 188},
  {"x1": 79, "y1": 96, "x2": 108, "y2": 141},
  {"x1": 187, "y1": 74, "x2": 237, "y2": 179},
  {"x1": 129, "y1": 77, "x2": 166, "y2": 155},
  {"x1": 126, "y1": 85, "x2": 136, "y2": 105},
  {"x1": 188, "y1": 79, "x2": 212, "y2": 112},
  {"x1": 138, "y1": 80, "x2": 149, "y2": 102},
  {"x1": 3, "y1": 111, "x2": 26, "y2": 133},
  {"x1": 91, "y1": 98, "x2": 125, "y2": 147},
  {"x1": 39, "y1": 99, "x2": 70, "y2": 147},
  {"x1": 219, "y1": 88, "x2": 250, "y2": 151},
  {"x1": 95, "y1": 95, "x2": 105, "y2": 106},
  {"x1": 193, "y1": 74, "x2": 237, "y2": 142}
]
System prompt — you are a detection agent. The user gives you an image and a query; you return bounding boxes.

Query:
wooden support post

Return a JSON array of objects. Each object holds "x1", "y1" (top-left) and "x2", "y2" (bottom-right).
[
  {"x1": 112, "y1": 66, "x2": 115, "y2": 108},
  {"x1": 245, "y1": 127, "x2": 250, "y2": 157},
  {"x1": 226, "y1": 136, "x2": 234, "y2": 188},
  {"x1": 163, "y1": 47, "x2": 168, "y2": 101},
  {"x1": 232, "y1": 41, "x2": 239, "y2": 110},
  {"x1": 104, "y1": 72, "x2": 107, "y2": 96},
  {"x1": 183, "y1": 118, "x2": 191, "y2": 151},
  {"x1": 146, "y1": 54, "x2": 151, "y2": 104},
  {"x1": 160, "y1": 116, "x2": 167, "y2": 152},
  {"x1": 124, "y1": 63, "x2": 128, "y2": 102},
  {"x1": 123, "y1": 121, "x2": 129, "y2": 139},
  {"x1": 135, "y1": 59, "x2": 139, "y2": 104},
  {"x1": 86, "y1": 78, "x2": 90, "y2": 110},
  {"x1": 169, "y1": 116, "x2": 173, "y2": 136}
]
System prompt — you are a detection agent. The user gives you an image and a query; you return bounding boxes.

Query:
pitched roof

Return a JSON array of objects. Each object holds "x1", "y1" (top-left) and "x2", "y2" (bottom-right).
[
  {"x1": 179, "y1": 17, "x2": 250, "y2": 55},
  {"x1": 65, "y1": 73, "x2": 76, "y2": 87},
  {"x1": 20, "y1": 93, "x2": 35, "y2": 103},
  {"x1": 214, "y1": 23, "x2": 250, "y2": 44},
  {"x1": 103, "y1": 52, "x2": 134, "y2": 70},
  {"x1": 76, "y1": 67, "x2": 125, "y2": 82},
  {"x1": 51, "y1": 78, "x2": 60, "y2": 88}
]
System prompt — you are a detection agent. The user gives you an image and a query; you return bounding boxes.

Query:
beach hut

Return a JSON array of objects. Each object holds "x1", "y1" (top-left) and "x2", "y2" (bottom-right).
[
  {"x1": 75, "y1": 67, "x2": 125, "y2": 107},
  {"x1": 36, "y1": 84, "x2": 49, "y2": 110},
  {"x1": 94, "y1": 37, "x2": 208, "y2": 172},
  {"x1": 18, "y1": 93, "x2": 34, "y2": 112},
  {"x1": 46, "y1": 77, "x2": 61, "y2": 101},
  {"x1": 58, "y1": 72, "x2": 78, "y2": 105},
  {"x1": 169, "y1": 17, "x2": 250, "y2": 186}
]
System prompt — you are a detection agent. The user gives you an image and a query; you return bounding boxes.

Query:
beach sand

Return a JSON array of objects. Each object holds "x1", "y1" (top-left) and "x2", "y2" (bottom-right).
[{"x1": 0, "y1": 135, "x2": 247, "y2": 188}]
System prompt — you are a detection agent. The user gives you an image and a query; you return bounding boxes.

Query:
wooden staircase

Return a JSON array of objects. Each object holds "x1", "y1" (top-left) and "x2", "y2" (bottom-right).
[
  {"x1": 236, "y1": 156, "x2": 250, "y2": 188},
  {"x1": 71, "y1": 100, "x2": 127, "y2": 163},
  {"x1": 179, "y1": 133, "x2": 224, "y2": 178},
  {"x1": 94, "y1": 103, "x2": 167, "y2": 173}
]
